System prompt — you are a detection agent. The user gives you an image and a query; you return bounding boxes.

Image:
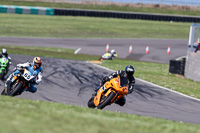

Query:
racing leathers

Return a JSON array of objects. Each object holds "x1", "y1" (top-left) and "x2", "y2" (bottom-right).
[
  {"x1": 6, "y1": 62, "x2": 43, "y2": 93},
  {"x1": 95, "y1": 70, "x2": 135, "y2": 106}
]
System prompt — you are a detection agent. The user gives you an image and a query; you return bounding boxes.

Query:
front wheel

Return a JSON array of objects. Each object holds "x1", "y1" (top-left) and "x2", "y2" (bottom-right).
[
  {"x1": 87, "y1": 97, "x2": 96, "y2": 108},
  {"x1": 8, "y1": 82, "x2": 23, "y2": 96},
  {"x1": 0, "y1": 69, "x2": 5, "y2": 80},
  {"x1": 1, "y1": 89, "x2": 5, "y2": 95},
  {"x1": 97, "y1": 91, "x2": 116, "y2": 109}
]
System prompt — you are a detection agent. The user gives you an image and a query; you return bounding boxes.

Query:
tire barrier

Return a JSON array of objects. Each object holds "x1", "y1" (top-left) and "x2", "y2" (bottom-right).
[
  {"x1": 0, "y1": 5, "x2": 54, "y2": 15},
  {"x1": 169, "y1": 58, "x2": 186, "y2": 75},
  {"x1": 54, "y1": 8, "x2": 200, "y2": 22}
]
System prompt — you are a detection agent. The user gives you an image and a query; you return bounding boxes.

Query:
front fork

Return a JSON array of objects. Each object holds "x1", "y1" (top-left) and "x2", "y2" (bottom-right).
[
  {"x1": 5, "y1": 74, "x2": 25, "y2": 94},
  {"x1": 104, "y1": 89, "x2": 118, "y2": 103}
]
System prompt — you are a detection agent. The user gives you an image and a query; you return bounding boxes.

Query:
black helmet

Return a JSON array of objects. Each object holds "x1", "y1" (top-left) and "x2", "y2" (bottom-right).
[
  {"x1": 125, "y1": 65, "x2": 135, "y2": 77},
  {"x1": 1, "y1": 48, "x2": 7, "y2": 55}
]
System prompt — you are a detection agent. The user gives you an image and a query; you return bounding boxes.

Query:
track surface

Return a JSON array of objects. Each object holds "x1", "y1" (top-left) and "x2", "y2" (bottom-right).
[
  {"x1": 0, "y1": 37, "x2": 188, "y2": 64},
  {"x1": 1, "y1": 37, "x2": 200, "y2": 124},
  {"x1": 2, "y1": 54, "x2": 199, "y2": 125}
]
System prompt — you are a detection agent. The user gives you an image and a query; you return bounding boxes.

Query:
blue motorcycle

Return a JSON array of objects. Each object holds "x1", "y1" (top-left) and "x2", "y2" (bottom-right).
[{"x1": 2, "y1": 68, "x2": 36, "y2": 96}]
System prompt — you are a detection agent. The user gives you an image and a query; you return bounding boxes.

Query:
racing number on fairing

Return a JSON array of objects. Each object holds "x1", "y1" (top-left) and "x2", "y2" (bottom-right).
[
  {"x1": 123, "y1": 88, "x2": 126, "y2": 91},
  {"x1": 24, "y1": 73, "x2": 31, "y2": 80},
  {"x1": 23, "y1": 69, "x2": 32, "y2": 81}
]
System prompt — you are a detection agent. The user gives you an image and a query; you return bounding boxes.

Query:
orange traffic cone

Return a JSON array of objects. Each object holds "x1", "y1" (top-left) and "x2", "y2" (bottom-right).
[
  {"x1": 167, "y1": 46, "x2": 171, "y2": 55},
  {"x1": 145, "y1": 45, "x2": 149, "y2": 54},
  {"x1": 106, "y1": 43, "x2": 109, "y2": 52},
  {"x1": 129, "y1": 45, "x2": 132, "y2": 53}
]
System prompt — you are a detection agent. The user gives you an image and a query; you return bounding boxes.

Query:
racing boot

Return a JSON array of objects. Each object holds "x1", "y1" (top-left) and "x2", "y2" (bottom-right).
[{"x1": 114, "y1": 97, "x2": 126, "y2": 106}]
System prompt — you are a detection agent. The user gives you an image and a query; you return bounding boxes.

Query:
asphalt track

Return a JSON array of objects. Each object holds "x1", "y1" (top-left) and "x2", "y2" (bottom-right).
[
  {"x1": 1, "y1": 54, "x2": 199, "y2": 125},
  {"x1": 0, "y1": 37, "x2": 188, "y2": 64},
  {"x1": 1, "y1": 37, "x2": 200, "y2": 124}
]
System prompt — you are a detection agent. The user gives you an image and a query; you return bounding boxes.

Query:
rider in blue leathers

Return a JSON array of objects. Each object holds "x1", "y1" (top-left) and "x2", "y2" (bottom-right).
[{"x1": 5, "y1": 57, "x2": 43, "y2": 93}]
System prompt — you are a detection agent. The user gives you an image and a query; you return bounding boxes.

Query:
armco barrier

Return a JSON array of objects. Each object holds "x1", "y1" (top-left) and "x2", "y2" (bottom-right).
[
  {"x1": 54, "y1": 8, "x2": 200, "y2": 22},
  {"x1": 0, "y1": 5, "x2": 54, "y2": 15}
]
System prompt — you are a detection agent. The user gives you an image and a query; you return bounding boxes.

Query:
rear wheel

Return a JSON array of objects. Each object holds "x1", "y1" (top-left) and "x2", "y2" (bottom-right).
[{"x1": 97, "y1": 91, "x2": 116, "y2": 109}]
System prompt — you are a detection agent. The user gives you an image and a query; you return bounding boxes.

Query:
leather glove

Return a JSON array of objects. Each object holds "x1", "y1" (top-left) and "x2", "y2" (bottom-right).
[
  {"x1": 128, "y1": 86, "x2": 133, "y2": 94},
  {"x1": 101, "y1": 76, "x2": 110, "y2": 85}
]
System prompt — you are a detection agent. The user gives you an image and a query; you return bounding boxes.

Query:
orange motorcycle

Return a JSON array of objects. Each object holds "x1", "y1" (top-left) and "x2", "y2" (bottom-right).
[{"x1": 88, "y1": 75, "x2": 129, "y2": 109}]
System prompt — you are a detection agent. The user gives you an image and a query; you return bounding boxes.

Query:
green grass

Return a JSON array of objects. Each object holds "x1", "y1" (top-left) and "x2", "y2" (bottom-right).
[
  {"x1": 1, "y1": 0, "x2": 200, "y2": 16},
  {"x1": 2, "y1": 45, "x2": 200, "y2": 99},
  {"x1": 0, "y1": 13, "x2": 190, "y2": 39},
  {"x1": 2, "y1": 45, "x2": 100, "y2": 61},
  {"x1": 1, "y1": 95, "x2": 200, "y2": 133}
]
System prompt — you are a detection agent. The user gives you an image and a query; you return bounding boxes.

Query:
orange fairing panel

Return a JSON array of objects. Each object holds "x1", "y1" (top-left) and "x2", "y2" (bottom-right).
[
  {"x1": 104, "y1": 82, "x2": 112, "y2": 89},
  {"x1": 14, "y1": 75, "x2": 18, "y2": 80},
  {"x1": 110, "y1": 76, "x2": 120, "y2": 90},
  {"x1": 94, "y1": 87, "x2": 104, "y2": 106},
  {"x1": 117, "y1": 87, "x2": 128, "y2": 94},
  {"x1": 112, "y1": 76, "x2": 128, "y2": 94}
]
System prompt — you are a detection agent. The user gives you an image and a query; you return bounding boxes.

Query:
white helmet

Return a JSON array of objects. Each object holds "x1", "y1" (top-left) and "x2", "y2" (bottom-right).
[
  {"x1": 1, "y1": 48, "x2": 7, "y2": 55},
  {"x1": 110, "y1": 49, "x2": 116, "y2": 54}
]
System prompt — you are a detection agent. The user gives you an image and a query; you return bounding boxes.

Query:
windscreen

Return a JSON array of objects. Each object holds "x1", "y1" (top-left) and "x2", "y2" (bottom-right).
[{"x1": 120, "y1": 76, "x2": 128, "y2": 87}]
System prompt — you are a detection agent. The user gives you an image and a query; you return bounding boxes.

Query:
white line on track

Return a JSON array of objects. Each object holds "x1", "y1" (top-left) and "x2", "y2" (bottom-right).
[
  {"x1": 74, "y1": 48, "x2": 81, "y2": 54},
  {"x1": 175, "y1": 55, "x2": 187, "y2": 61},
  {"x1": 91, "y1": 63, "x2": 200, "y2": 102}
]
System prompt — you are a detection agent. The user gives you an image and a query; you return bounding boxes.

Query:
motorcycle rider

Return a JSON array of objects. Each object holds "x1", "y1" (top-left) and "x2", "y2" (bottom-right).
[
  {"x1": 0, "y1": 48, "x2": 10, "y2": 59},
  {"x1": 99, "y1": 49, "x2": 117, "y2": 61},
  {"x1": 94, "y1": 65, "x2": 135, "y2": 106},
  {"x1": 5, "y1": 57, "x2": 43, "y2": 94},
  {"x1": 0, "y1": 48, "x2": 12, "y2": 72},
  {"x1": 195, "y1": 40, "x2": 200, "y2": 53}
]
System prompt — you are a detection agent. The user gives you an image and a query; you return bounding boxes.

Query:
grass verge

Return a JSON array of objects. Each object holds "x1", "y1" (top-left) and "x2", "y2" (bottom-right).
[
  {"x1": 1, "y1": 96, "x2": 200, "y2": 133},
  {"x1": 2, "y1": 45, "x2": 100, "y2": 61},
  {"x1": 0, "y1": 45, "x2": 200, "y2": 132},
  {"x1": 1, "y1": 0, "x2": 200, "y2": 16},
  {"x1": 0, "y1": 13, "x2": 190, "y2": 39}
]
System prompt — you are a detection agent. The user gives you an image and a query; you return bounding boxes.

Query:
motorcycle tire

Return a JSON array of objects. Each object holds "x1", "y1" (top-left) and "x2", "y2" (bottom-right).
[
  {"x1": 9, "y1": 82, "x2": 23, "y2": 96},
  {"x1": 87, "y1": 97, "x2": 96, "y2": 108},
  {"x1": 1, "y1": 90, "x2": 5, "y2": 95},
  {"x1": 0, "y1": 69, "x2": 4, "y2": 80},
  {"x1": 97, "y1": 91, "x2": 116, "y2": 109}
]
